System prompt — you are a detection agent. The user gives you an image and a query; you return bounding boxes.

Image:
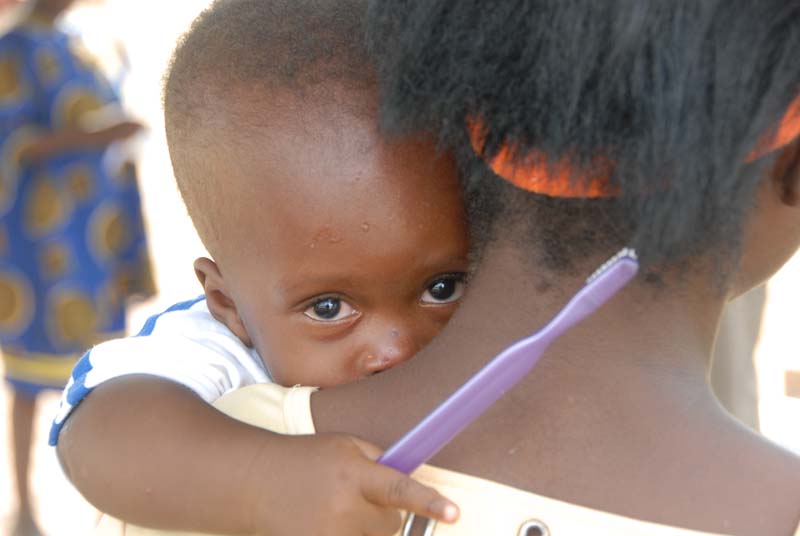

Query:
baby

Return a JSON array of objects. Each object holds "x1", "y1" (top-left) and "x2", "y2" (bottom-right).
[{"x1": 51, "y1": 0, "x2": 464, "y2": 533}]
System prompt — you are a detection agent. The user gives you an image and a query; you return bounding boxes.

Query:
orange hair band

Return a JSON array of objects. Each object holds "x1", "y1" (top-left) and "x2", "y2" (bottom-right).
[
  {"x1": 471, "y1": 94, "x2": 800, "y2": 198},
  {"x1": 748, "y1": 95, "x2": 800, "y2": 161},
  {"x1": 467, "y1": 121, "x2": 616, "y2": 198}
]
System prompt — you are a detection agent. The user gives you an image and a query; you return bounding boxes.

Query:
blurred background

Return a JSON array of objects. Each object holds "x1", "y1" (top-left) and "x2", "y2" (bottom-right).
[{"x1": 0, "y1": 0, "x2": 798, "y2": 534}]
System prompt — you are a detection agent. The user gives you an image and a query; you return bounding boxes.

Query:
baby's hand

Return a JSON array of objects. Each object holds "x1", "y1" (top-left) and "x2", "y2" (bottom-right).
[{"x1": 246, "y1": 433, "x2": 460, "y2": 535}]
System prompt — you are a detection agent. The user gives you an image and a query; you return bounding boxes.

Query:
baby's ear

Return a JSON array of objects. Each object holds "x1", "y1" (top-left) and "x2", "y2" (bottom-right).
[{"x1": 193, "y1": 257, "x2": 254, "y2": 347}]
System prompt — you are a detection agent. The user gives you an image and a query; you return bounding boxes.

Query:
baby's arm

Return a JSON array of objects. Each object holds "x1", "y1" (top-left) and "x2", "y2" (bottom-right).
[
  {"x1": 61, "y1": 376, "x2": 457, "y2": 535},
  {"x1": 53, "y1": 300, "x2": 457, "y2": 534}
]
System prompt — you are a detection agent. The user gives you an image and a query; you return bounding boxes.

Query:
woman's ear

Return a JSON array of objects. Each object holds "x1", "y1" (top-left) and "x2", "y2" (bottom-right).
[
  {"x1": 734, "y1": 139, "x2": 800, "y2": 297},
  {"x1": 193, "y1": 257, "x2": 254, "y2": 347},
  {"x1": 772, "y1": 139, "x2": 800, "y2": 207}
]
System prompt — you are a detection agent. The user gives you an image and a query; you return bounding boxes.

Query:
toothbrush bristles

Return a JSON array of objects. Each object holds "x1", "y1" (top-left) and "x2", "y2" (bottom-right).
[{"x1": 585, "y1": 248, "x2": 638, "y2": 283}]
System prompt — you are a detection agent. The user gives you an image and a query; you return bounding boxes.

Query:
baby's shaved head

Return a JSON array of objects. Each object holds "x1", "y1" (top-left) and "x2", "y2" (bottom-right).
[{"x1": 163, "y1": 0, "x2": 373, "y2": 255}]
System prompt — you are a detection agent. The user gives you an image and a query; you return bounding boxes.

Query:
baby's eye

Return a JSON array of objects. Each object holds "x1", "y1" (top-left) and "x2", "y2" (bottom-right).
[
  {"x1": 303, "y1": 297, "x2": 357, "y2": 322},
  {"x1": 420, "y1": 274, "x2": 466, "y2": 305}
]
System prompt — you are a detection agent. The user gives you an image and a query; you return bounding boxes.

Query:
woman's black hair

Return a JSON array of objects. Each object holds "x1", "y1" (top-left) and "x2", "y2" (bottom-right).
[{"x1": 367, "y1": 0, "x2": 800, "y2": 270}]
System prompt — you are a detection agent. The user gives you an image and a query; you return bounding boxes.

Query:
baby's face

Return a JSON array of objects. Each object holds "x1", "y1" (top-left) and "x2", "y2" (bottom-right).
[{"x1": 203, "y1": 96, "x2": 469, "y2": 387}]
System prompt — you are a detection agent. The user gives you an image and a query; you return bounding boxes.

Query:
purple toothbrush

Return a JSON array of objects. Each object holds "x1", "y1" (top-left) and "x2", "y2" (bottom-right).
[{"x1": 378, "y1": 248, "x2": 639, "y2": 474}]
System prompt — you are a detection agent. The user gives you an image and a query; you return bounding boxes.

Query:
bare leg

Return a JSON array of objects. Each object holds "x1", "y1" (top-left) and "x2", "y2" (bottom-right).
[{"x1": 11, "y1": 389, "x2": 43, "y2": 536}]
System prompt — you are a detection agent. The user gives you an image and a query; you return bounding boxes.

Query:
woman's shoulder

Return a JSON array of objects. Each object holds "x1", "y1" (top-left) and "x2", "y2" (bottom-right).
[
  {"x1": 749, "y1": 437, "x2": 800, "y2": 529},
  {"x1": 706, "y1": 420, "x2": 800, "y2": 534}
]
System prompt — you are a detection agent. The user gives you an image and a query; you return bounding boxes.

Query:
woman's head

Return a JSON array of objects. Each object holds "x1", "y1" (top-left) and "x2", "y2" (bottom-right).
[{"x1": 367, "y1": 0, "x2": 800, "y2": 290}]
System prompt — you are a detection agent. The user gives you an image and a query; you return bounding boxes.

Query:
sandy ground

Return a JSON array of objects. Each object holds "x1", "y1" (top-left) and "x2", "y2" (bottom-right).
[{"x1": 1, "y1": 1, "x2": 800, "y2": 534}]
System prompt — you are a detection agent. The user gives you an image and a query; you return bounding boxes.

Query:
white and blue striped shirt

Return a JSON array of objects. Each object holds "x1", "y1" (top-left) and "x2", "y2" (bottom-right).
[{"x1": 49, "y1": 296, "x2": 271, "y2": 445}]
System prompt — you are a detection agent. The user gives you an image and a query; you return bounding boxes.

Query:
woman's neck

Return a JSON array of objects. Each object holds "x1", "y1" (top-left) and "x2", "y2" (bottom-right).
[
  {"x1": 316, "y1": 240, "x2": 724, "y2": 440},
  {"x1": 455, "y1": 242, "x2": 720, "y2": 387}
]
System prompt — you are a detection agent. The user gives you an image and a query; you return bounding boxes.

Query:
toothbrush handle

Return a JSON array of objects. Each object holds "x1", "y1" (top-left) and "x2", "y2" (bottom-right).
[
  {"x1": 377, "y1": 334, "x2": 549, "y2": 474},
  {"x1": 378, "y1": 257, "x2": 638, "y2": 474}
]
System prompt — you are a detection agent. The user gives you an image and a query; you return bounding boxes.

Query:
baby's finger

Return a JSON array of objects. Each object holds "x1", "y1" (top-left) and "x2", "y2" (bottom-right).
[
  {"x1": 348, "y1": 436, "x2": 384, "y2": 461},
  {"x1": 362, "y1": 468, "x2": 460, "y2": 524}
]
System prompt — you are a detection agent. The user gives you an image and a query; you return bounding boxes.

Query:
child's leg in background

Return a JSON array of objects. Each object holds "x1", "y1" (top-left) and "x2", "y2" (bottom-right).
[{"x1": 11, "y1": 388, "x2": 42, "y2": 536}]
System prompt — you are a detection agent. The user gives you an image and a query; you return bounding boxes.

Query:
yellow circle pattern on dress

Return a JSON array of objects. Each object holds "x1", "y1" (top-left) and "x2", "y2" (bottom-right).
[
  {"x1": 53, "y1": 85, "x2": 104, "y2": 129},
  {"x1": 39, "y1": 242, "x2": 71, "y2": 280},
  {"x1": 115, "y1": 267, "x2": 134, "y2": 299},
  {"x1": 0, "y1": 268, "x2": 35, "y2": 338},
  {"x1": 0, "y1": 126, "x2": 40, "y2": 217},
  {"x1": 0, "y1": 225, "x2": 8, "y2": 257},
  {"x1": 97, "y1": 268, "x2": 127, "y2": 322},
  {"x1": 35, "y1": 47, "x2": 61, "y2": 86},
  {"x1": 87, "y1": 202, "x2": 132, "y2": 264},
  {"x1": 134, "y1": 246, "x2": 157, "y2": 298},
  {"x1": 24, "y1": 174, "x2": 72, "y2": 238},
  {"x1": 0, "y1": 169, "x2": 11, "y2": 219},
  {"x1": 0, "y1": 55, "x2": 24, "y2": 104},
  {"x1": 66, "y1": 164, "x2": 95, "y2": 202},
  {"x1": 47, "y1": 288, "x2": 99, "y2": 348}
]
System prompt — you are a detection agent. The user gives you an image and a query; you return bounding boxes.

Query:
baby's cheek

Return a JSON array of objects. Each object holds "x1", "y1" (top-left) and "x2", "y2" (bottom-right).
[
  {"x1": 251, "y1": 335, "x2": 294, "y2": 385},
  {"x1": 259, "y1": 346, "x2": 303, "y2": 387},
  {"x1": 415, "y1": 309, "x2": 457, "y2": 348},
  {"x1": 259, "y1": 344, "x2": 353, "y2": 388}
]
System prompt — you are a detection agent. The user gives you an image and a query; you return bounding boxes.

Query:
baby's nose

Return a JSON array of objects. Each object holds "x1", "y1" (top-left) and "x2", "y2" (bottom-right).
[{"x1": 364, "y1": 328, "x2": 418, "y2": 374}]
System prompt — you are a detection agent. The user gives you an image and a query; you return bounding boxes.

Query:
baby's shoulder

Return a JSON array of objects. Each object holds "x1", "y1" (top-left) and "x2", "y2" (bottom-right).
[{"x1": 134, "y1": 296, "x2": 216, "y2": 336}]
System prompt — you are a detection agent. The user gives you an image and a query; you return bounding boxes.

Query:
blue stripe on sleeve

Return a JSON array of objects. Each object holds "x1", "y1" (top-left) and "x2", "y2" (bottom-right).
[
  {"x1": 64, "y1": 352, "x2": 93, "y2": 406},
  {"x1": 136, "y1": 295, "x2": 206, "y2": 337},
  {"x1": 49, "y1": 295, "x2": 207, "y2": 446},
  {"x1": 48, "y1": 349, "x2": 93, "y2": 445},
  {"x1": 48, "y1": 421, "x2": 62, "y2": 446}
]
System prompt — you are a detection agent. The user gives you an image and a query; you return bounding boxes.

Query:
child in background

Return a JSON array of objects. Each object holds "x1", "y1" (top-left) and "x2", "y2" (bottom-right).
[
  {"x1": 1, "y1": 0, "x2": 153, "y2": 533},
  {"x1": 51, "y1": 0, "x2": 465, "y2": 533}
]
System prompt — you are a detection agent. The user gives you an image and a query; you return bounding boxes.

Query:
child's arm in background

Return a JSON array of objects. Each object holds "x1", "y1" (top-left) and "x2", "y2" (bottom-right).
[{"x1": 59, "y1": 375, "x2": 459, "y2": 535}]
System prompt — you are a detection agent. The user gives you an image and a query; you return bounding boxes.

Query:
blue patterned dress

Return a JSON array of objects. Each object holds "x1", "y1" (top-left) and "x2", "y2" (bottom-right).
[{"x1": 0, "y1": 17, "x2": 154, "y2": 395}]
